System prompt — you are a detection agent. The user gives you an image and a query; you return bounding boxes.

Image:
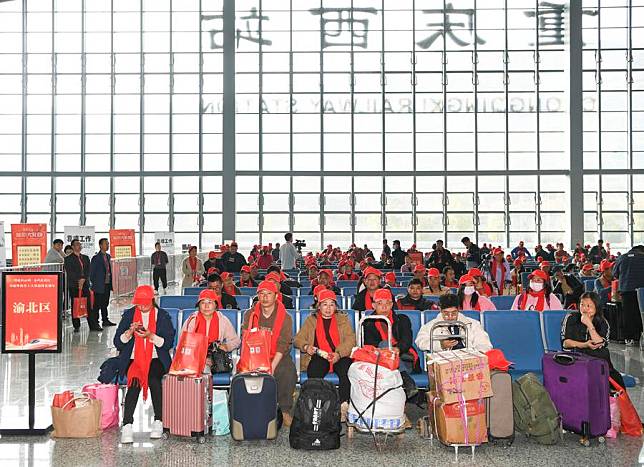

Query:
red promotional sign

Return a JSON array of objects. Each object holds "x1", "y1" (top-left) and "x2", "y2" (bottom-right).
[
  {"x1": 11, "y1": 224, "x2": 48, "y2": 266},
  {"x1": 408, "y1": 252, "x2": 424, "y2": 266},
  {"x1": 109, "y1": 229, "x2": 136, "y2": 259},
  {"x1": 2, "y1": 272, "x2": 62, "y2": 353}
]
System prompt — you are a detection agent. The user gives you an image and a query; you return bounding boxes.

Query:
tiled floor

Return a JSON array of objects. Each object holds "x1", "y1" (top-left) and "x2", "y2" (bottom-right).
[{"x1": 1, "y1": 289, "x2": 644, "y2": 466}]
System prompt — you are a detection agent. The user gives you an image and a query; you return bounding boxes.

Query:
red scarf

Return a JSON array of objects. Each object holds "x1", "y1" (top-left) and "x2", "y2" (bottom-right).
[
  {"x1": 249, "y1": 301, "x2": 287, "y2": 360},
  {"x1": 477, "y1": 282, "x2": 493, "y2": 297},
  {"x1": 127, "y1": 307, "x2": 157, "y2": 400},
  {"x1": 223, "y1": 284, "x2": 237, "y2": 296},
  {"x1": 365, "y1": 290, "x2": 375, "y2": 310},
  {"x1": 519, "y1": 290, "x2": 546, "y2": 311},
  {"x1": 194, "y1": 311, "x2": 219, "y2": 344},
  {"x1": 315, "y1": 313, "x2": 340, "y2": 372},
  {"x1": 490, "y1": 260, "x2": 507, "y2": 294},
  {"x1": 188, "y1": 256, "x2": 199, "y2": 282},
  {"x1": 374, "y1": 312, "x2": 418, "y2": 365}
]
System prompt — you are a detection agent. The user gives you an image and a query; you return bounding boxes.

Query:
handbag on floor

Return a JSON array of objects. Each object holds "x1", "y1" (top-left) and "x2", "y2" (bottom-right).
[
  {"x1": 51, "y1": 395, "x2": 102, "y2": 438},
  {"x1": 82, "y1": 383, "x2": 119, "y2": 430}
]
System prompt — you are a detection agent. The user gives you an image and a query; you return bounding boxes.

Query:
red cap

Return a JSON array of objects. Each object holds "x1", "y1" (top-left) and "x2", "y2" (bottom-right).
[
  {"x1": 266, "y1": 271, "x2": 282, "y2": 283},
  {"x1": 427, "y1": 268, "x2": 440, "y2": 278},
  {"x1": 385, "y1": 272, "x2": 397, "y2": 283},
  {"x1": 529, "y1": 269, "x2": 549, "y2": 281},
  {"x1": 241, "y1": 265, "x2": 251, "y2": 273},
  {"x1": 257, "y1": 280, "x2": 278, "y2": 294},
  {"x1": 599, "y1": 260, "x2": 614, "y2": 272},
  {"x1": 132, "y1": 285, "x2": 155, "y2": 306},
  {"x1": 317, "y1": 289, "x2": 337, "y2": 305},
  {"x1": 319, "y1": 269, "x2": 333, "y2": 278},
  {"x1": 308, "y1": 263, "x2": 319, "y2": 270},
  {"x1": 373, "y1": 288, "x2": 393, "y2": 302},
  {"x1": 459, "y1": 274, "x2": 474, "y2": 285},
  {"x1": 207, "y1": 267, "x2": 218, "y2": 275},
  {"x1": 196, "y1": 289, "x2": 219, "y2": 305},
  {"x1": 486, "y1": 349, "x2": 513, "y2": 372},
  {"x1": 414, "y1": 264, "x2": 426, "y2": 273},
  {"x1": 468, "y1": 268, "x2": 482, "y2": 277},
  {"x1": 313, "y1": 285, "x2": 327, "y2": 297},
  {"x1": 582, "y1": 263, "x2": 593, "y2": 271},
  {"x1": 220, "y1": 272, "x2": 231, "y2": 281},
  {"x1": 492, "y1": 247, "x2": 504, "y2": 256},
  {"x1": 363, "y1": 267, "x2": 383, "y2": 279},
  {"x1": 208, "y1": 251, "x2": 217, "y2": 259}
]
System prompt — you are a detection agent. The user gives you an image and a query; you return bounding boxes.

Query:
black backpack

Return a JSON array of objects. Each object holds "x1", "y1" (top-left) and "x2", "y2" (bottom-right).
[{"x1": 289, "y1": 378, "x2": 341, "y2": 450}]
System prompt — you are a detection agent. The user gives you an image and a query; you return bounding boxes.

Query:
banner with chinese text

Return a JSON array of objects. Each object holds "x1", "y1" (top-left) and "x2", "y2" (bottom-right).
[
  {"x1": 64, "y1": 226, "x2": 96, "y2": 257},
  {"x1": 11, "y1": 224, "x2": 48, "y2": 266}
]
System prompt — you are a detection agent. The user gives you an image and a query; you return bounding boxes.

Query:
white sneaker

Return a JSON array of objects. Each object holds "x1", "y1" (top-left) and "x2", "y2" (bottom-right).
[
  {"x1": 150, "y1": 420, "x2": 164, "y2": 439},
  {"x1": 121, "y1": 424, "x2": 134, "y2": 444}
]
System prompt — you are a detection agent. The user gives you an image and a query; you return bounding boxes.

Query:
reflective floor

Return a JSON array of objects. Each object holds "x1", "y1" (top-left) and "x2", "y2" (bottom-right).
[{"x1": 1, "y1": 289, "x2": 644, "y2": 466}]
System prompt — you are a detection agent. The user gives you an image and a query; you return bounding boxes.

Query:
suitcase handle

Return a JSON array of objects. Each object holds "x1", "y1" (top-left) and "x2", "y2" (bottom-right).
[{"x1": 553, "y1": 353, "x2": 575, "y2": 366}]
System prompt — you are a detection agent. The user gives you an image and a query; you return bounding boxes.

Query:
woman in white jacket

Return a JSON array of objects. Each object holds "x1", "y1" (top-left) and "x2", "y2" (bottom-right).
[
  {"x1": 416, "y1": 294, "x2": 493, "y2": 353},
  {"x1": 181, "y1": 246, "x2": 205, "y2": 288}
]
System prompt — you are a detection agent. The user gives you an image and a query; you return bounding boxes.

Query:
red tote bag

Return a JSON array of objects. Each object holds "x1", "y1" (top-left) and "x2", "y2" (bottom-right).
[
  {"x1": 72, "y1": 291, "x2": 88, "y2": 319},
  {"x1": 237, "y1": 328, "x2": 272, "y2": 374},
  {"x1": 169, "y1": 331, "x2": 208, "y2": 376}
]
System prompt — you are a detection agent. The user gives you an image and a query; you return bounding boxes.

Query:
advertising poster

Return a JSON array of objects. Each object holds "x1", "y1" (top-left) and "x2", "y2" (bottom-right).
[
  {"x1": 64, "y1": 226, "x2": 96, "y2": 257},
  {"x1": 11, "y1": 224, "x2": 48, "y2": 266},
  {"x1": 2, "y1": 272, "x2": 62, "y2": 353},
  {"x1": 109, "y1": 229, "x2": 136, "y2": 259}
]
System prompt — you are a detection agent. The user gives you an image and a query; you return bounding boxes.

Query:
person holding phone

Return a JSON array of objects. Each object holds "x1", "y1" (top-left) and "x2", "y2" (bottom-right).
[
  {"x1": 561, "y1": 291, "x2": 624, "y2": 388},
  {"x1": 114, "y1": 285, "x2": 176, "y2": 444}
]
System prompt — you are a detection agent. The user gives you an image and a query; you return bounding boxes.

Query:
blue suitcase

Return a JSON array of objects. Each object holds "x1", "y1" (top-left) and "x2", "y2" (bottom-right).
[{"x1": 229, "y1": 372, "x2": 280, "y2": 440}]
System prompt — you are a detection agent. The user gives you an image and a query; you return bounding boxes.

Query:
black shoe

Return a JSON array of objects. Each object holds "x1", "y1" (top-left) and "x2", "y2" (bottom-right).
[
  {"x1": 73, "y1": 328, "x2": 80, "y2": 333},
  {"x1": 102, "y1": 320, "x2": 117, "y2": 327},
  {"x1": 90, "y1": 326, "x2": 103, "y2": 332}
]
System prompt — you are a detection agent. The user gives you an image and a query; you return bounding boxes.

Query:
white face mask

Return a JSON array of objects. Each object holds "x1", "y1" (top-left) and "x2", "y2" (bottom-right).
[
  {"x1": 530, "y1": 281, "x2": 544, "y2": 292},
  {"x1": 463, "y1": 286, "x2": 475, "y2": 296}
]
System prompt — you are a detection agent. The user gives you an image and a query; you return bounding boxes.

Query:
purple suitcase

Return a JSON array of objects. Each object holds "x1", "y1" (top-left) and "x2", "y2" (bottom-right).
[{"x1": 542, "y1": 351, "x2": 610, "y2": 439}]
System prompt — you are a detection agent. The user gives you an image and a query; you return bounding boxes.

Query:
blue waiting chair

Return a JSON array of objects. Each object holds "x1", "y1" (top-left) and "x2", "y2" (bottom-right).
[
  {"x1": 160, "y1": 295, "x2": 199, "y2": 310},
  {"x1": 239, "y1": 287, "x2": 257, "y2": 296},
  {"x1": 541, "y1": 310, "x2": 568, "y2": 352},
  {"x1": 183, "y1": 287, "x2": 204, "y2": 295},
  {"x1": 490, "y1": 295, "x2": 516, "y2": 310}
]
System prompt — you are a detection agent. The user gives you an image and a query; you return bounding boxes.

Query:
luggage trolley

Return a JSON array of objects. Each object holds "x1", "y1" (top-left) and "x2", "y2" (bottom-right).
[
  {"x1": 346, "y1": 315, "x2": 407, "y2": 447},
  {"x1": 418, "y1": 320, "x2": 485, "y2": 459}
]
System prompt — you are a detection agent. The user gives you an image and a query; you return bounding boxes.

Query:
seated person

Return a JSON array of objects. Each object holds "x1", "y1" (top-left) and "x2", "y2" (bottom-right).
[
  {"x1": 400, "y1": 255, "x2": 414, "y2": 273},
  {"x1": 416, "y1": 293, "x2": 493, "y2": 353},
  {"x1": 221, "y1": 272, "x2": 241, "y2": 296},
  {"x1": 249, "y1": 263, "x2": 264, "y2": 282},
  {"x1": 352, "y1": 267, "x2": 397, "y2": 312},
  {"x1": 397, "y1": 278, "x2": 437, "y2": 311},
  {"x1": 413, "y1": 264, "x2": 429, "y2": 288},
  {"x1": 182, "y1": 289, "x2": 240, "y2": 373},
  {"x1": 512, "y1": 269, "x2": 563, "y2": 311},
  {"x1": 307, "y1": 269, "x2": 341, "y2": 295},
  {"x1": 255, "y1": 271, "x2": 294, "y2": 309},
  {"x1": 561, "y1": 292, "x2": 625, "y2": 388},
  {"x1": 236, "y1": 265, "x2": 257, "y2": 288},
  {"x1": 385, "y1": 271, "x2": 398, "y2": 287},
  {"x1": 242, "y1": 280, "x2": 297, "y2": 426},
  {"x1": 457, "y1": 274, "x2": 497, "y2": 311},
  {"x1": 423, "y1": 267, "x2": 448, "y2": 295},
  {"x1": 205, "y1": 273, "x2": 239, "y2": 309},
  {"x1": 540, "y1": 260, "x2": 552, "y2": 276},
  {"x1": 266, "y1": 267, "x2": 293, "y2": 296},
  {"x1": 594, "y1": 260, "x2": 614, "y2": 308},
  {"x1": 580, "y1": 263, "x2": 595, "y2": 278},
  {"x1": 337, "y1": 260, "x2": 360, "y2": 281},
  {"x1": 294, "y1": 290, "x2": 356, "y2": 421},
  {"x1": 114, "y1": 285, "x2": 176, "y2": 444},
  {"x1": 552, "y1": 265, "x2": 584, "y2": 309},
  {"x1": 442, "y1": 266, "x2": 459, "y2": 289},
  {"x1": 469, "y1": 268, "x2": 493, "y2": 297}
]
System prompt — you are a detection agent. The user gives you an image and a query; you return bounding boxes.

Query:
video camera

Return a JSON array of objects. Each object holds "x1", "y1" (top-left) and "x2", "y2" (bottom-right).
[{"x1": 294, "y1": 239, "x2": 306, "y2": 252}]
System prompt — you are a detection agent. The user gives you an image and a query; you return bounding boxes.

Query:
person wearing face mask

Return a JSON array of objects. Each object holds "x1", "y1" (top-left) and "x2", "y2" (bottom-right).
[
  {"x1": 468, "y1": 268, "x2": 494, "y2": 297},
  {"x1": 416, "y1": 294, "x2": 493, "y2": 353},
  {"x1": 114, "y1": 285, "x2": 176, "y2": 444},
  {"x1": 511, "y1": 269, "x2": 563, "y2": 311},
  {"x1": 457, "y1": 274, "x2": 497, "y2": 312},
  {"x1": 561, "y1": 292, "x2": 624, "y2": 388},
  {"x1": 294, "y1": 290, "x2": 356, "y2": 421}
]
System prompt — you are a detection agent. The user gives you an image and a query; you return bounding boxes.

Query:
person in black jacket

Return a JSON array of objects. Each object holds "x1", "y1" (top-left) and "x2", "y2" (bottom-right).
[
  {"x1": 613, "y1": 245, "x2": 644, "y2": 345},
  {"x1": 205, "y1": 273, "x2": 239, "y2": 309},
  {"x1": 426, "y1": 240, "x2": 452, "y2": 272},
  {"x1": 220, "y1": 242, "x2": 247, "y2": 273},
  {"x1": 150, "y1": 242, "x2": 169, "y2": 292},
  {"x1": 552, "y1": 265, "x2": 584, "y2": 309},
  {"x1": 352, "y1": 267, "x2": 397, "y2": 313},
  {"x1": 89, "y1": 238, "x2": 116, "y2": 328},
  {"x1": 396, "y1": 278, "x2": 437, "y2": 311},
  {"x1": 391, "y1": 240, "x2": 407, "y2": 270},
  {"x1": 64, "y1": 239, "x2": 96, "y2": 332},
  {"x1": 307, "y1": 269, "x2": 340, "y2": 295},
  {"x1": 461, "y1": 237, "x2": 481, "y2": 269}
]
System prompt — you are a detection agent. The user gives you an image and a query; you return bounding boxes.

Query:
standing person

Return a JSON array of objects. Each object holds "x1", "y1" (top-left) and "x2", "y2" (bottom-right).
[
  {"x1": 382, "y1": 239, "x2": 391, "y2": 259},
  {"x1": 279, "y1": 233, "x2": 298, "y2": 270},
  {"x1": 271, "y1": 243, "x2": 281, "y2": 262},
  {"x1": 511, "y1": 241, "x2": 532, "y2": 260},
  {"x1": 589, "y1": 240, "x2": 608, "y2": 265},
  {"x1": 391, "y1": 239, "x2": 406, "y2": 270},
  {"x1": 427, "y1": 240, "x2": 452, "y2": 272},
  {"x1": 181, "y1": 246, "x2": 204, "y2": 288},
  {"x1": 461, "y1": 236, "x2": 481, "y2": 269},
  {"x1": 554, "y1": 243, "x2": 569, "y2": 263},
  {"x1": 114, "y1": 285, "x2": 176, "y2": 444},
  {"x1": 90, "y1": 238, "x2": 116, "y2": 328},
  {"x1": 220, "y1": 242, "x2": 247, "y2": 273},
  {"x1": 486, "y1": 248, "x2": 511, "y2": 295},
  {"x1": 612, "y1": 245, "x2": 644, "y2": 346},
  {"x1": 45, "y1": 239, "x2": 65, "y2": 264},
  {"x1": 241, "y1": 280, "x2": 297, "y2": 426},
  {"x1": 294, "y1": 290, "x2": 356, "y2": 420},
  {"x1": 150, "y1": 242, "x2": 169, "y2": 293},
  {"x1": 64, "y1": 239, "x2": 94, "y2": 332}
]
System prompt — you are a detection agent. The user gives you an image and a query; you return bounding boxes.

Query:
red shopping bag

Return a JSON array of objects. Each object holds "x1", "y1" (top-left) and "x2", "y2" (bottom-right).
[
  {"x1": 52, "y1": 390, "x2": 75, "y2": 411},
  {"x1": 72, "y1": 291, "x2": 88, "y2": 319},
  {"x1": 237, "y1": 328, "x2": 272, "y2": 374},
  {"x1": 169, "y1": 331, "x2": 208, "y2": 376},
  {"x1": 350, "y1": 345, "x2": 400, "y2": 370},
  {"x1": 610, "y1": 377, "x2": 644, "y2": 437}
]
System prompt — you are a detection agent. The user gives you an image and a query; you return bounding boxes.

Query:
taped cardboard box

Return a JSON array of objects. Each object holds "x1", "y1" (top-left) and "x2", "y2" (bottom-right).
[
  {"x1": 428, "y1": 391, "x2": 488, "y2": 445},
  {"x1": 427, "y1": 348, "x2": 493, "y2": 404}
]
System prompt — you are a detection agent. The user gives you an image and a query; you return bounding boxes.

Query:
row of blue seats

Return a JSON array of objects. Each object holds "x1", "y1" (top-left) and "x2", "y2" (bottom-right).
[{"x1": 155, "y1": 301, "x2": 635, "y2": 388}]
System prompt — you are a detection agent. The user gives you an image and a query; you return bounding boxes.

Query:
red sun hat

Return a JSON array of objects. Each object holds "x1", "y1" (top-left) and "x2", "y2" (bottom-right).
[
  {"x1": 414, "y1": 264, "x2": 426, "y2": 273},
  {"x1": 492, "y1": 247, "x2": 504, "y2": 256},
  {"x1": 373, "y1": 288, "x2": 393, "y2": 302},
  {"x1": 385, "y1": 272, "x2": 397, "y2": 283},
  {"x1": 265, "y1": 271, "x2": 282, "y2": 283},
  {"x1": 582, "y1": 263, "x2": 594, "y2": 271},
  {"x1": 132, "y1": 285, "x2": 155, "y2": 306},
  {"x1": 313, "y1": 284, "x2": 327, "y2": 297},
  {"x1": 208, "y1": 251, "x2": 217, "y2": 259},
  {"x1": 317, "y1": 289, "x2": 337, "y2": 305},
  {"x1": 241, "y1": 265, "x2": 251, "y2": 273},
  {"x1": 196, "y1": 289, "x2": 218, "y2": 307}
]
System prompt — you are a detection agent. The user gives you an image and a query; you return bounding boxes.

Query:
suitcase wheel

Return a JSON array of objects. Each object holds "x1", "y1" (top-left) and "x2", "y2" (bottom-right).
[
  {"x1": 162, "y1": 430, "x2": 170, "y2": 440},
  {"x1": 580, "y1": 437, "x2": 590, "y2": 447},
  {"x1": 198, "y1": 436, "x2": 206, "y2": 444},
  {"x1": 598, "y1": 436, "x2": 606, "y2": 444}
]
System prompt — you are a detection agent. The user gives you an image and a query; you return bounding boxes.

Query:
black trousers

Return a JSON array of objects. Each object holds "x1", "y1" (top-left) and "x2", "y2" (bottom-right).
[
  {"x1": 306, "y1": 355, "x2": 353, "y2": 403},
  {"x1": 621, "y1": 291, "x2": 643, "y2": 341},
  {"x1": 92, "y1": 288, "x2": 111, "y2": 323},
  {"x1": 69, "y1": 287, "x2": 92, "y2": 330},
  {"x1": 123, "y1": 359, "x2": 166, "y2": 425},
  {"x1": 153, "y1": 268, "x2": 167, "y2": 290}
]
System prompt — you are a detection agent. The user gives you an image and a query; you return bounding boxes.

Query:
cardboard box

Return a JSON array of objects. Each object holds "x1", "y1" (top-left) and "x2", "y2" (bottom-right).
[
  {"x1": 428, "y1": 391, "x2": 488, "y2": 445},
  {"x1": 427, "y1": 349, "x2": 493, "y2": 404}
]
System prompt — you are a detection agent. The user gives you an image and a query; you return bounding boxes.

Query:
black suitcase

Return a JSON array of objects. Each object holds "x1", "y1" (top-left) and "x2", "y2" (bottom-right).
[
  {"x1": 604, "y1": 302, "x2": 625, "y2": 343},
  {"x1": 229, "y1": 372, "x2": 281, "y2": 440}
]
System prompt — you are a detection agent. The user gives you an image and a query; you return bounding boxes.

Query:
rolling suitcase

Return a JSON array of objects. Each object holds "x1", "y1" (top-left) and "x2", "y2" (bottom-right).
[
  {"x1": 604, "y1": 302, "x2": 625, "y2": 343},
  {"x1": 229, "y1": 372, "x2": 280, "y2": 441},
  {"x1": 485, "y1": 370, "x2": 514, "y2": 444},
  {"x1": 542, "y1": 351, "x2": 610, "y2": 446},
  {"x1": 161, "y1": 374, "x2": 213, "y2": 443}
]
